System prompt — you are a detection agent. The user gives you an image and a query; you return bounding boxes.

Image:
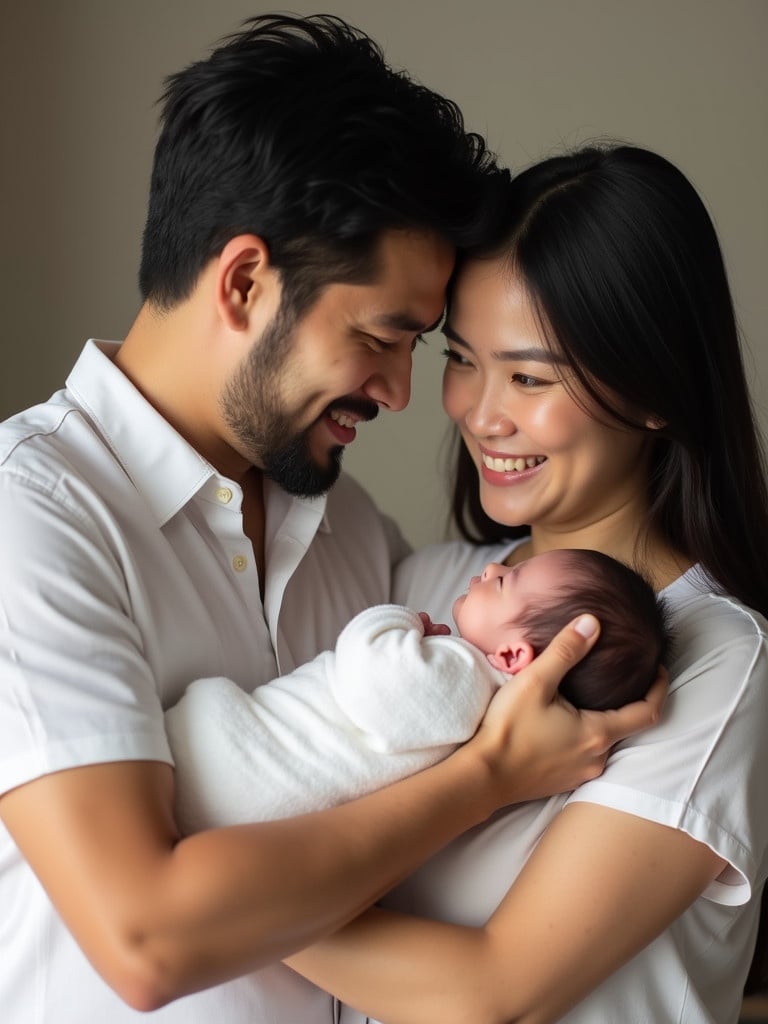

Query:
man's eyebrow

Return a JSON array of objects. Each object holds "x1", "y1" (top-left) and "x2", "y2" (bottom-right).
[
  {"x1": 442, "y1": 321, "x2": 566, "y2": 365},
  {"x1": 371, "y1": 312, "x2": 444, "y2": 334}
]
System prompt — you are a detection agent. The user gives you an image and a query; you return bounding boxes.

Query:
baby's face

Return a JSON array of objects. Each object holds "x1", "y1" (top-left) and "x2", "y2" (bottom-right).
[{"x1": 452, "y1": 551, "x2": 568, "y2": 653}]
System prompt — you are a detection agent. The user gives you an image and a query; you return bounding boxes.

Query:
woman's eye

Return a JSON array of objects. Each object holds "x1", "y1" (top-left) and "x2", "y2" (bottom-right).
[
  {"x1": 511, "y1": 372, "x2": 544, "y2": 387},
  {"x1": 442, "y1": 347, "x2": 471, "y2": 367}
]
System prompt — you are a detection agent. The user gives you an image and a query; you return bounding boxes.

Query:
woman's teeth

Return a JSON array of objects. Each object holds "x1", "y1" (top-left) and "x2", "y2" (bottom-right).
[{"x1": 482, "y1": 454, "x2": 546, "y2": 473}]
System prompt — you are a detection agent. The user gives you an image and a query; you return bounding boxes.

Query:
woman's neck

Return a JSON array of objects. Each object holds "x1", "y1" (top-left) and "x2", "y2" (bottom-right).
[{"x1": 506, "y1": 510, "x2": 691, "y2": 592}]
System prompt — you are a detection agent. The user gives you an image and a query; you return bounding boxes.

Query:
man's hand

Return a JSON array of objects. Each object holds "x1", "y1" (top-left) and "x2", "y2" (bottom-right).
[{"x1": 465, "y1": 615, "x2": 667, "y2": 804}]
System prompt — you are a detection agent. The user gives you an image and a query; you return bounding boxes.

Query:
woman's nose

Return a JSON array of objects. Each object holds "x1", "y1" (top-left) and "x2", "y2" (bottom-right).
[{"x1": 463, "y1": 383, "x2": 517, "y2": 437}]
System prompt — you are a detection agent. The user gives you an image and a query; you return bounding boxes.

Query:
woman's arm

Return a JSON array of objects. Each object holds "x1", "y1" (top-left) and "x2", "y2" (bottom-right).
[{"x1": 287, "y1": 802, "x2": 725, "y2": 1024}]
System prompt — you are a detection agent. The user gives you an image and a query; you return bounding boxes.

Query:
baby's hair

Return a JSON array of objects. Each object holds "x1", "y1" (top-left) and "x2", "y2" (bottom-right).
[{"x1": 515, "y1": 549, "x2": 673, "y2": 710}]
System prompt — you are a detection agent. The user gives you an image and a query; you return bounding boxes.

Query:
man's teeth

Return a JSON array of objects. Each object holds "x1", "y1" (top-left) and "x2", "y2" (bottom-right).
[
  {"x1": 482, "y1": 454, "x2": 546, "y2": 473},
  {"x1": 329, "y1": 410, "x2": 357, "y2": 429}
]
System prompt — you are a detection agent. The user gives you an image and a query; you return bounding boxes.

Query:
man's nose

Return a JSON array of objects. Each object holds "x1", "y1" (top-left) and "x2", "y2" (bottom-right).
[{"x1": 363, "y1": 350, "x2": 412, "y2": 411}]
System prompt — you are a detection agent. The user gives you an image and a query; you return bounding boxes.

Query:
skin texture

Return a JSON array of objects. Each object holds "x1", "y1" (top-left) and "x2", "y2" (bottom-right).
[
  {"x1": 0, "y1": 235, "x2": 665, "y2": 1011},
  {"x1": 285, "y1": 256, "x2": 720, "y2": 1023}
]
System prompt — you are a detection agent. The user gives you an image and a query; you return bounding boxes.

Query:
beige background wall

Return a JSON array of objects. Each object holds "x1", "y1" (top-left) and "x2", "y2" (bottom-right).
[{"x1": 2, "y1": 1, "x2": 766, "y2": 547}]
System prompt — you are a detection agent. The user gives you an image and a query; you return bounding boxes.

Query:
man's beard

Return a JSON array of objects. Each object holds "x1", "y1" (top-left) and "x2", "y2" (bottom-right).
[{"x1": 219, "y1": 304, "x2": 377, "y2": 498}]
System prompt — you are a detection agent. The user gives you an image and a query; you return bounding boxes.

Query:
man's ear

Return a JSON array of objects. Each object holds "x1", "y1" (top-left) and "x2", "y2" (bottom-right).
[
  {"x1": 486, "y1": 640, "x2": 535, "y2": 675},
  {"x1": 215, "y1": 234, "x2": 276, "y2": 331}
]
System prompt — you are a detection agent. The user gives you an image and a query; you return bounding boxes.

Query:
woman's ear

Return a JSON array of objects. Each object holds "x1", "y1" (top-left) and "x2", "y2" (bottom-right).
[
  {"x1": 487, "y1": 640, "x2": 535, "y2": 675},
  {"x1": 215, "y1": 234, "x2": 276, "y2": 331}
]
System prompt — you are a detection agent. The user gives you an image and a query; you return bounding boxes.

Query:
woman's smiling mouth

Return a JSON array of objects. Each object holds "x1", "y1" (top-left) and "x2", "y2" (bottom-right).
[{"x1": 481, "y1": 452, "x2": 547, "y2": 473}]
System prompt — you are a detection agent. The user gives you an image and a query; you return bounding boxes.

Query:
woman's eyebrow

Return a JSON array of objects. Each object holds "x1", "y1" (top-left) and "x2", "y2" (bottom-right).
[
  {"x1": 441, "y1": 322, "x2": 470, "y2": 347},
  {"x1": 442, "y1": 321, "x2": 566, "y2": 365}
]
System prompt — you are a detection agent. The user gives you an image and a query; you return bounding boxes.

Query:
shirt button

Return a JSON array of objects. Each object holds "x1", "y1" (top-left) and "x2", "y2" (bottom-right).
[
  {"x1": 232, "y1": 554, "x2": 248, "y2": 573},
  {"x1": 216, "y1": 487, "x2": 233, "y2": 504}
]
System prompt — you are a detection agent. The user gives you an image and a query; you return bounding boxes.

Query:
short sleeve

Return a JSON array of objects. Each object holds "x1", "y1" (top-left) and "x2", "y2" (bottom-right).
[
  {"x1": 0, "y1": 470, "x2": 171, "y2": 795},
  {"x1": 568, "y1": 590, "x2": 768, "y2": 905}
]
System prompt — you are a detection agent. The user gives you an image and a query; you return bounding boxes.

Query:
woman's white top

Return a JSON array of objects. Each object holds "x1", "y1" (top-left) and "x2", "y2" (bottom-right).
[{"x1": 355, "y1": 537, "x2": 768, "y2": 1024}]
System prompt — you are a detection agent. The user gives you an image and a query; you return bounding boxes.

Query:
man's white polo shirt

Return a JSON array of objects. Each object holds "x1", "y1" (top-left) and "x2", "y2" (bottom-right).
[{"x1": 0, "y1": 339, "x2": 407, "y2": 1022}]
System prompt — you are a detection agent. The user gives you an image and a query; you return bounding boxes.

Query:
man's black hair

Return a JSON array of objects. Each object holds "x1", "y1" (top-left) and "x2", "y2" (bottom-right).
[{"x1": 139, "y1": 13, "x2": 510, "y2": 320}]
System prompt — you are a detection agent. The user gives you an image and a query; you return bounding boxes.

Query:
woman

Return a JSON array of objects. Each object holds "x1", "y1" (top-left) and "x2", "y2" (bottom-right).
[{"x1": 287, "y1": 145, "x2": 768, "y2": 1022}]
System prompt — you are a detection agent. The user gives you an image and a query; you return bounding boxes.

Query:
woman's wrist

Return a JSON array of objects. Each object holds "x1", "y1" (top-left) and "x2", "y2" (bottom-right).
[{"x1": 442, "y1": 728, "x2": 529, "y2": 821}]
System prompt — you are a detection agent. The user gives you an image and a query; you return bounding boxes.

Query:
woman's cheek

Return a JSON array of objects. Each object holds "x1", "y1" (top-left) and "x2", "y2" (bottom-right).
[{"x1": 441, "y1": 373, "x2": 466, "y2": 425}]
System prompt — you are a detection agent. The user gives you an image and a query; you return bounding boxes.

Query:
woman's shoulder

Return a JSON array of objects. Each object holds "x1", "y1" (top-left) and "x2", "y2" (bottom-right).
[
  {"x1": 663, "y1": 566, "x2": 768, "y2": 684},
  {"x1": 575, "y1": 568, "x2": 768, "y2": 907},
  {"x1": 664, "y1": 566, "x2": 768, "y2": 636}
]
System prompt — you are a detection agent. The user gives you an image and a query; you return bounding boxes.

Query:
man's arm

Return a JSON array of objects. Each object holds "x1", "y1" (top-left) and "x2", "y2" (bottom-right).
[{"x1": 0, "y1": 616, "x2": 664, "y2": 1011}]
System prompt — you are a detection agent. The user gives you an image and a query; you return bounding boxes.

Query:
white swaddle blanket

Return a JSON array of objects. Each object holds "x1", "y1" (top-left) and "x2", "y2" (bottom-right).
[{"x1": 166, "y1": 604, "x2": 504, "y2": 832}]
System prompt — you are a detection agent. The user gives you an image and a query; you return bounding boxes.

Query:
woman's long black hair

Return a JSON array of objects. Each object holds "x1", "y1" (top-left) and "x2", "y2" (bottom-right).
[{"x1": 450, "y1": 144, "x2": 768, "y2": 620}]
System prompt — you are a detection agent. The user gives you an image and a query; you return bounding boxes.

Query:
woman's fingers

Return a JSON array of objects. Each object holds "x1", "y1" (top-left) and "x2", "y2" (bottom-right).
[
  {"x1": 581, "y1": 668, "x2": 668, "y2": 752},
  {"x1": 473, "y1": 617, "x2": 667, "y2": 801},
  {"x1": 516, "y1": 615, "x2": 601, "y2": 704}
]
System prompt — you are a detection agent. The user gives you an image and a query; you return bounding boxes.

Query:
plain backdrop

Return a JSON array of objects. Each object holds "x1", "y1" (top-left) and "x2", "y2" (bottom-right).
[{"x1": 1, "y1": 1, "x2": 766, "y2": 547}]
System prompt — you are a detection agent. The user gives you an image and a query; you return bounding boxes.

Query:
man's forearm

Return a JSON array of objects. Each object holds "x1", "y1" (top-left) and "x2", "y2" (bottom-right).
[{"x1": 0, "y1": 748, "x2": 495, "y2": 1011}]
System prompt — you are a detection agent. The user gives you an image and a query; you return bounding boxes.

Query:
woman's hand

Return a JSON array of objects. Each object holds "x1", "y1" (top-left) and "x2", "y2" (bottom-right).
[{"x1": 464, "y1": 614, "x2": 667, "y2": 805}]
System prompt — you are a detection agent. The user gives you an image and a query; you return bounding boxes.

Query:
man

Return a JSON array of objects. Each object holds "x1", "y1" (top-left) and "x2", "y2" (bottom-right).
[{"x1": 0, "y1": 14, "x2": 662, "y2": 1022}]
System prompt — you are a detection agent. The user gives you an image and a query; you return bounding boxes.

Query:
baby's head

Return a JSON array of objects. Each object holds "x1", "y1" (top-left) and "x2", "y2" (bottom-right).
[{"x1": 453, "y1": 549, "x2": 672, "y2": 711}]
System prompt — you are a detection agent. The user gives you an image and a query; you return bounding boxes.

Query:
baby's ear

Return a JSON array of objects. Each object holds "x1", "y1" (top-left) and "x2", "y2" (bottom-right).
[{"x1": 487, "y1": 641, "x2": 535, "y2": 675}]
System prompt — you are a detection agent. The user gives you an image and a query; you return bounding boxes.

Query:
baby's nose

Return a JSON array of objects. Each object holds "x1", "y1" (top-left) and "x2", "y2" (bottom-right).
[{"x1": 481, "y1": 562, "x2": 504, "y2": 581}]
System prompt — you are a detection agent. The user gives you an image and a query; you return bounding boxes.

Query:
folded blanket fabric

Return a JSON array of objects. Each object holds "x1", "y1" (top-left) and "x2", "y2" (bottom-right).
[{"x1": 166, "y1": 604, "x2": 504, "y2": 832}]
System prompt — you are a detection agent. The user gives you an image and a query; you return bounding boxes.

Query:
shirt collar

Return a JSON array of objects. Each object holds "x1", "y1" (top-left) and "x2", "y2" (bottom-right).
[
  {"x1": 65, "y1": 340, "x2": 333, "y2": 533},
  {"x1": 66, "y1": 340, "x2": 216, "y2": 526}
]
